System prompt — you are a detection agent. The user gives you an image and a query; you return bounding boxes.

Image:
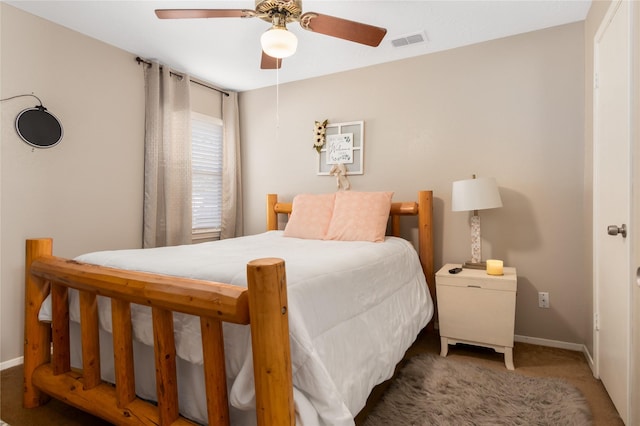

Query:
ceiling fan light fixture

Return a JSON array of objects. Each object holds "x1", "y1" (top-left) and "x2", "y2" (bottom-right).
[{"x1": 260, "y1": 27, "x2": 298, "y2": 58}]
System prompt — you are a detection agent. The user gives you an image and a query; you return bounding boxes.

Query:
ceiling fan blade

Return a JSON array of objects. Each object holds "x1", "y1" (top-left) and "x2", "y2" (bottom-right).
[
  {"x1": 261, "y1": 51, "x2": 282, "y2": 70},
  {"x1": 299, "y1": 12, "x2": 387, "y2": 47},
  {"x1": 155, "y1": 9, "x2": 256, "y2": 19}
]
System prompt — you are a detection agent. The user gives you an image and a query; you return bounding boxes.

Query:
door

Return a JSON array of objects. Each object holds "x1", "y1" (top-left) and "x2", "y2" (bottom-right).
[{"x1": 593, "y1": 1, "x2": 631, "y2": 423}]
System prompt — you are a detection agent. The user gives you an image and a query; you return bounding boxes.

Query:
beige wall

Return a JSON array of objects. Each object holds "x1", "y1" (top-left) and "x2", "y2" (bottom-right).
[
  {"x1": 0, "y1": 4, "x2": 145, "y2": 364},
  {"x1": 240, "y1": 22, "x2": 587, "y2": 345},
  {"x1": 191, "y1": 82, "x2": 223, "y2": 118}
]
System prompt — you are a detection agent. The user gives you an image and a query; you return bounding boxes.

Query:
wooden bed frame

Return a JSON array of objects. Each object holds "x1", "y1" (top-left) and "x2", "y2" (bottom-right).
[{"x1": 23, "y1": 190, "x2": 434, "y2": 426}]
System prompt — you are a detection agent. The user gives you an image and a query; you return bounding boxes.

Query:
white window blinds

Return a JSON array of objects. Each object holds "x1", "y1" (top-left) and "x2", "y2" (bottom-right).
[{"x1": 191, "y1": 112, "x2": 223, "y2": 231}]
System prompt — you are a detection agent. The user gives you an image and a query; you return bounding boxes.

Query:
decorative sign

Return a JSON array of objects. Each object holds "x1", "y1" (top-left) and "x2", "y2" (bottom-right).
[
  {"x1": 326, "y1": 133, "x2": 354, "y2": 164},
  {"x1": 317, "y1": 121, "x2": 364, "y2": 175}
]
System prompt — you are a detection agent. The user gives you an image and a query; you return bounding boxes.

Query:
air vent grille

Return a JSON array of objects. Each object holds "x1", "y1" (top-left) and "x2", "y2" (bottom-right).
[{"x1": 391, "y1": 31, "x2": 427, "y2": 48}]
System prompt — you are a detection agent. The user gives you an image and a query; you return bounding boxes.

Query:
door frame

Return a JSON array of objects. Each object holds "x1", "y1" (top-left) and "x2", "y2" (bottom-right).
[{"x1": 630, "y1": 3, "x2": 640, "y2": 425}]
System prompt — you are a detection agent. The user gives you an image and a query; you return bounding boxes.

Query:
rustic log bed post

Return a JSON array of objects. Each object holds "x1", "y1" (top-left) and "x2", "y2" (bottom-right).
[
  {"x1": 24, "y1": 238, "x2": 53, "y2": 408},
  {"x1": 23, "y1": 239, "x2": 294, "y2": 425},
  {"x1": 418, "y1": 190, "x2": 435, "y2": 304},
  {"x1": 247, "y1": 258, "x2": 295, "y2": 426}
]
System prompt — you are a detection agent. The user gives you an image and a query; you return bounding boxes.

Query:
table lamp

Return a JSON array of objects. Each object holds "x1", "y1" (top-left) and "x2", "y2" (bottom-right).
[{"x1": 452, "y1": 175, "x2": 503, "y2": 269}]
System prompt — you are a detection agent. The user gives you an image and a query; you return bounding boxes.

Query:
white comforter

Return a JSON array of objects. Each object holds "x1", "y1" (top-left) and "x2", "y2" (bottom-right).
[{"x1": 41, "y1": 231, "x2": 433, "y2": 425}]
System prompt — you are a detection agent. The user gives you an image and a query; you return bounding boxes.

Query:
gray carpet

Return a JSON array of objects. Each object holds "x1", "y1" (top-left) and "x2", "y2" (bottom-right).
[{"x1": 363, "y1": 353, "x2": 592, "y2": 426}]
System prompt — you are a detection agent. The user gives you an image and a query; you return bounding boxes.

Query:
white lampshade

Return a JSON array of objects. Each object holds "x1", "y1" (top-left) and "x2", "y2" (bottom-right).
[
  {"x1": 452, "y1": 176, "x2": 503, "y2": 212},
  {"x1": 260, "y1": 27, "x2": 298, "y2": 59}
]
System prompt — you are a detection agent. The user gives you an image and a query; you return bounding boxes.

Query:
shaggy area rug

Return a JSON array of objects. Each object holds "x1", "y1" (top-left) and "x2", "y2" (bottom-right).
[{"x1": 364, "y1": 354, "x2": 592, "y2": 426}]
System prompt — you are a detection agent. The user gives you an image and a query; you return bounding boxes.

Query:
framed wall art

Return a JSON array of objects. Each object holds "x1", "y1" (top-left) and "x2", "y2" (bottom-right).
[{"x1": 317, "y1": 120, "x2": 364, "y2": 175}]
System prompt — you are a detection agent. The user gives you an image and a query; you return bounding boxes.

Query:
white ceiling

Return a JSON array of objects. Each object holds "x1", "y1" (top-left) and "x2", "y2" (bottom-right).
[{"x1": 6, "y1": 1, "x2": 591, "y2": 92}]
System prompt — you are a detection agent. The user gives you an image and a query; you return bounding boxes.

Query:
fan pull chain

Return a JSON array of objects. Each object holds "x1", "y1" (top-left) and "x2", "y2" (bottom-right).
[{"x1": 275, "y1": 63, "x2": 280, "y2": 141}]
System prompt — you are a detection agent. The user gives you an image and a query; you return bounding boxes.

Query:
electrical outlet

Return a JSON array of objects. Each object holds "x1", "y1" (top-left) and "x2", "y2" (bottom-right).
[{"x1": 538, "y1": 292, "x2": 550, "y2": 308}]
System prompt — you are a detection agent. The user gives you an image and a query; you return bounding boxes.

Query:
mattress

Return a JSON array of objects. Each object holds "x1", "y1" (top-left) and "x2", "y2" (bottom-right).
[{"x1": 40, "y1": 231, "x2": 433, "y2": 426}]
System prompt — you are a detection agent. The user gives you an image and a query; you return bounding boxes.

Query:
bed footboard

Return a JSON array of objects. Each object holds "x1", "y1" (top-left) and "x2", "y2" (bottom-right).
[{"x1": 23, "y1": 239, "x2": 295, "y2": 426}]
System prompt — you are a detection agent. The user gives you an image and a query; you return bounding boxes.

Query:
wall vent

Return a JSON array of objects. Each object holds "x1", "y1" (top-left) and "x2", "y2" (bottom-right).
[{"x1": 390, "y1": 31, "x2": 427, "y2": 48}]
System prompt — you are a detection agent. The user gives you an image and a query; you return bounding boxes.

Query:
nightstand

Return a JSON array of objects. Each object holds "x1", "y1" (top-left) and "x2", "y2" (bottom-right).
[{"x1": 436, "y1": 263, "x2": 517, "y2": 370}]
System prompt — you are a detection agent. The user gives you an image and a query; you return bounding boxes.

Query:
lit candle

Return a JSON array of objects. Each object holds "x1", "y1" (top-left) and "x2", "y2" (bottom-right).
[{"x1": 486, "y1": 259, "x2": 503, "y2": 276}]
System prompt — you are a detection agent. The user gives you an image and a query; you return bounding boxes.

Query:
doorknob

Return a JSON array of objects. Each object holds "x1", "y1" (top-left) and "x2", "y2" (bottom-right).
[{"x1": 607, "y1": 224, "x2": 627, "y2": 238}]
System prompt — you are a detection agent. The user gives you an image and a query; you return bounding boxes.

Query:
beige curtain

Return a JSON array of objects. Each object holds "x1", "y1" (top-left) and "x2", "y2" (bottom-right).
[
  {"x1": 143, "y1": 62, "x2": 193, "y2": 248},
  {"x1": 220, "y1": 91, "x2": 243, "y2": 239}
]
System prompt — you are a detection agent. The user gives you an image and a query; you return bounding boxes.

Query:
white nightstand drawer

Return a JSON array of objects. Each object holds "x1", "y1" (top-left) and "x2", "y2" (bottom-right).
[{"x1": 437, "y1": 284, "x2": 516, "y2": 346}]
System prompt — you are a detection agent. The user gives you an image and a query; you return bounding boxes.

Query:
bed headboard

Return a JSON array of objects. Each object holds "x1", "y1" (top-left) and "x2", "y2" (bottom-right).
[{"x1": 265, "y1": 190, "x2": 435, "y2": 306}]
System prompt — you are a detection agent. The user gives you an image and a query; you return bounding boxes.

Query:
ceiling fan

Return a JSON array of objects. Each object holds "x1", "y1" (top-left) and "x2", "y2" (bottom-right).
[{"x1": 155, "y1": 0, "x2": 387, "y2": 70}]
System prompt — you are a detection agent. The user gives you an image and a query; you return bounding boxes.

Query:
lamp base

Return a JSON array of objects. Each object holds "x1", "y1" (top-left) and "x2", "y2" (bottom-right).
[{"x1": 462, "y1": 261, "x2": 486, "y2": 270}]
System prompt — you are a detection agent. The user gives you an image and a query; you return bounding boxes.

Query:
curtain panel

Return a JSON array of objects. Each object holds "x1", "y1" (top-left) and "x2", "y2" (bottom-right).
[
  {"x1": 221, "y1": 91, "x2": 243, "y2": 239},
  {"x1": 143, "y1": 62, "x2": 193, "y2": 248}
]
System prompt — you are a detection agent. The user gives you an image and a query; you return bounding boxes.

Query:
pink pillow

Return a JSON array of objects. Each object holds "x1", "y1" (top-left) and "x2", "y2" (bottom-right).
[
  {"x1": 324, "y1": 191, "x2": 393, "y2": 242},
  {"x1": 283, "y1": 193, "x2": 336, "y2": 240}
]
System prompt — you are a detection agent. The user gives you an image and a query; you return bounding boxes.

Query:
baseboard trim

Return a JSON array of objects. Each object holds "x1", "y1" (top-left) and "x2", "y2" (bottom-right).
[
  {"x1": 1, "y1": 356, "x2": 23, "y2": 371},
  {"x1": 515, "y1": 334, "x2": 595, "y2": 375},
  {"x1": 514, "y1": 334, "x2": 583, "y2": 351},
  {"x1": 581, "y1": 345, "x2": 596, "y2": 376}
]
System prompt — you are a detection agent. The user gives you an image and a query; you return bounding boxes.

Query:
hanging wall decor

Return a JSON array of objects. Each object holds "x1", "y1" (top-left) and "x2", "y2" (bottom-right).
[
  {"x1": 313, "y1": 119, "x2": 328, "y2": 153},
  {"x1": 1, "y1": 94, "x2": 63, "y2": 149},
  {"x1": 329, "y1": 163, "x2": 351, "y2": 190},
  {"x1": 16, "y1": 107, "x2": 64, "y2": 148},
  {"x1": 317, "y1": 120, "x2": 363, "y2": 175}
]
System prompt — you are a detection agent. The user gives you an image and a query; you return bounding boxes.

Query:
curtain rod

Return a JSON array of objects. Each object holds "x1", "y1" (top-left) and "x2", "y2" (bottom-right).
[{"x1": 136, "y1": 57, "x2": 230, "y2": 97}]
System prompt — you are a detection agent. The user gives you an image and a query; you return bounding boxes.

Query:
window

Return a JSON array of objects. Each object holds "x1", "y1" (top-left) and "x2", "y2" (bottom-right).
[{"x1": 191, "y1": 112, "x2": 223, "y2": 240}]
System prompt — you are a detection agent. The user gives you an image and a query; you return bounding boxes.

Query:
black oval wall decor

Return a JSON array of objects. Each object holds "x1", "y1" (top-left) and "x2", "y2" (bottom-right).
[{"x1": 15, "y1": 107, "x2": 63, "y2": 149}]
